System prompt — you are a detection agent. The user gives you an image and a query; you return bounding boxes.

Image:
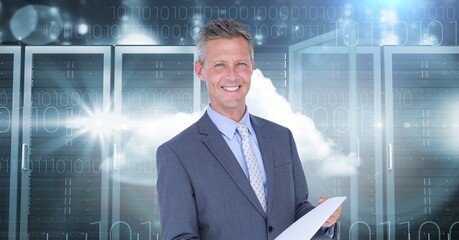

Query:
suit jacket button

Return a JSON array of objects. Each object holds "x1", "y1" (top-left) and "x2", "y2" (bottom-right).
[{"x1": 268, "y1": 226, "x2": 273, "y2": 233}]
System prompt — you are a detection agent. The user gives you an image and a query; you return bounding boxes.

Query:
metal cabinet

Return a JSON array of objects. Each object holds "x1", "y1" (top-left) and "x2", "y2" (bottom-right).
[
  {"x1": 384, "y1": 46, "x2": 459, "y2": 240},
  {"x1": 0, "y1": 46, "x2": 21, "y2": 240},
  {"x1": 112, "y1": 46, "x2": 198, "y2": 240},
  {"x1": 253, "y1": 48, "x2": 289, "y2": 98},
  {"x1": 20, "y1": 46, "x2": 112, "y2": 240},
  {"x1": 289, "y1": 45, "x2": 383, "y2": 240}
]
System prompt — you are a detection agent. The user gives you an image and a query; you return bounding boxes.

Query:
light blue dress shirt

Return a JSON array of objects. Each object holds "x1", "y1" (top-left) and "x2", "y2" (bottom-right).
[{"x1": 206, "y1": 106, "x2": 268, "y2": 197}]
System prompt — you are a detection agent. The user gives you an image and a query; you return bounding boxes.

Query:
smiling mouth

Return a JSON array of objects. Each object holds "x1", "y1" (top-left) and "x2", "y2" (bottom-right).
[{"x1": 223, "y1": 86, "x2": 240, "y2": 92}]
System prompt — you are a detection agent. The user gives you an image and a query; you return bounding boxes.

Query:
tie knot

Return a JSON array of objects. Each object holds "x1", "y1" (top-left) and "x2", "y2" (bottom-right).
[{"x1": 236, "y1": 123, "x2": 249, "y2": 139}]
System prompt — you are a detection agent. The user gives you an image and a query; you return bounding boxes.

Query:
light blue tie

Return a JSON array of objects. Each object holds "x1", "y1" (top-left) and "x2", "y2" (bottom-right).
[{"x1": 236, "y1": 123, "x2": 267, "y2": 213}]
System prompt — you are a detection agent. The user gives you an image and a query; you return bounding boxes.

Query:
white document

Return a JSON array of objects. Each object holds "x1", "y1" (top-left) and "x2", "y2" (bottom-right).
[{"x1": 275, "y1": 196, "x2": 347, "y2": 240}]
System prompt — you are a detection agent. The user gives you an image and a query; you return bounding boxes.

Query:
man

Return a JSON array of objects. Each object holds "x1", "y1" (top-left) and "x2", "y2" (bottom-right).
[{"x1": 156, "y1": 18, "x2": 342, "y2": 240}]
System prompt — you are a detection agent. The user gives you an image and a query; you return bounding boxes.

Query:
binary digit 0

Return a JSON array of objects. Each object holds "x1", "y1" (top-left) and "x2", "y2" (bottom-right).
[
  {"x1": 43, "y1": 107, "x2": 60, "y2": 133},
  {"x1": 427, "y1": 20, "x2": 444, "y2": 45},
  {"x1": 110, "y1": 221, "x2": 132, "y2": 240},
  {"x1": 0, "y1": 90, "x2": 8, "y2": 107},
  {"x1": 418, "y1": 221, "x2": 440, "y2": 240},
  {"x1": 333, "y1": 106, "x2": 350, "y2": 134},
  {"x1": 348, "y1": 221, "x2": 371, "y2": 239},
  {"x1": 311, "y1": 106, "x2": 328, "y2": 132},
  {"x1": 343, "y1": 20, "x2": 359, "y2": 46}
]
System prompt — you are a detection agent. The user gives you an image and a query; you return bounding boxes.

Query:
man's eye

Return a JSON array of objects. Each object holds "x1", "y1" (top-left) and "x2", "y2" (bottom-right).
[
  {"x1": 237, "y1": 62, "x2": 247, "y2": 67},
  {"x1": 214, "y1": 63, "x2": 223, "y2": 68}
]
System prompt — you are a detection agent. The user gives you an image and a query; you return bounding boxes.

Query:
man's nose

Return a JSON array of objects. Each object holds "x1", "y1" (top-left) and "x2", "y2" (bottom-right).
[{"x1": 225, "y1": 66, "x2": 239, "y2": 81}]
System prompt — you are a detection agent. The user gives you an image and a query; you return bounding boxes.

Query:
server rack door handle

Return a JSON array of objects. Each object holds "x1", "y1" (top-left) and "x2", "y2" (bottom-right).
[
  {"x1": 113, "y1": 144, "x2": 119, "y2": 171},
  {"x1": 386, "y1": 143, "x2": 393, "y2": 171},
  {"x1": 21, "y1": 144, "x2": 30, "y2": 172}
]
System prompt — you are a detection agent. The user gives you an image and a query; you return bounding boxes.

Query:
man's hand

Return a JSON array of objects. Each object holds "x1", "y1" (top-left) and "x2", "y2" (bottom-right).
[{"x1": 318, "y1": 196, "x2": 342, "y2": 228}]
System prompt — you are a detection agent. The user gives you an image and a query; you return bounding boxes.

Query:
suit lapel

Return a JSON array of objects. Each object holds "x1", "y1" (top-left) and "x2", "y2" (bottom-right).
[
  {"x1": 198, "y1": 114, "x2": 267, "y2": 217},
  {"x1": 250, "y1": 115, "x2": 275, "y2": 218}
]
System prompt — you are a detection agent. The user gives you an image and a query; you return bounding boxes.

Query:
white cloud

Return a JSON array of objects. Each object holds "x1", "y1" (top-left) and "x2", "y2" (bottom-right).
[{"x1": 248, "y1": 69, "x2": 357, "y2": 176}]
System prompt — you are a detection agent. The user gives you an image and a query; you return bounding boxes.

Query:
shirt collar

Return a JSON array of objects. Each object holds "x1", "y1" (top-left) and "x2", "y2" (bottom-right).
[{"x1": 206, "y1": 105, "x2": 254, "y2": 140}]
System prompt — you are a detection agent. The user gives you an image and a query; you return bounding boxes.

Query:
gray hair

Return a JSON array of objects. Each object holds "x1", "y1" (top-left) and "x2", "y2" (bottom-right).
[{"x1": 196, "y1": 18, "x2": 253, "y2": 65}]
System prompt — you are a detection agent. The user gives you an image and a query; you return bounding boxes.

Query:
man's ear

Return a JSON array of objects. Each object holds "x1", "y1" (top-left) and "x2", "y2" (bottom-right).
[{"x1": 194, "y1": 60, "x2": 204, "y2": 81}]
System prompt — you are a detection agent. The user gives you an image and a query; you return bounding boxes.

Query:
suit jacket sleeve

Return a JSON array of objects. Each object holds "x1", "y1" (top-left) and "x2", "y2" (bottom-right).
[{"x1": 156, "y1": 143, "x2": 200, "y2": 240}]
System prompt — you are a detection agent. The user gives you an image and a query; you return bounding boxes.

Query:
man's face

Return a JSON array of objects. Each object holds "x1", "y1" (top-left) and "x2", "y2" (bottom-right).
[{"x1": 195, "y1": 36, "x2": 253, "y2": 120}]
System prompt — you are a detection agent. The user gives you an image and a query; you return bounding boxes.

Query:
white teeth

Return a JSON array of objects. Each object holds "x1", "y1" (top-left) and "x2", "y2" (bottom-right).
[{"x1": 223, "y1": 86, "x2": 239, "y2": 92}]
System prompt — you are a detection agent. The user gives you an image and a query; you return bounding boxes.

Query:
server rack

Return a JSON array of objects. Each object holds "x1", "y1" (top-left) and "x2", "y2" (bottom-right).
[
  {"x1": 20, "y1": 46, "x2": 112, "y2": 240},
  {"x1": 0, "y1": 46, "x2": 22, "y2": 240},
  {"x1": 112, "y1": 46, "x2": 198, "y2": 240},
  {"x1": 384, "y1": 46, "x2": 459, "y2": 240},
  {"x1": 253, "y1": 48, "x2": 289, "y2": 98},
  {"x1": 289, "y1": 45, "x2": 383, "y2": 240},
  {"x1": 6, "y1": 43, "x2": 458, "y2": 240}
]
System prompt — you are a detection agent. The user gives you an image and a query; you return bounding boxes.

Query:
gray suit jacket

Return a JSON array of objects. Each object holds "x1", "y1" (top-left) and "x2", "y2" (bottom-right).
[{"x1": 156, "y1": 113, "x2": 333, "y2": 240}]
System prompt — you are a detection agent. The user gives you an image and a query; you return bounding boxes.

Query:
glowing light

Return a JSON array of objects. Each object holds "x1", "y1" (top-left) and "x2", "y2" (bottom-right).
[
  {"x1": 49, "y1": 7, "x2": 59, "y2": 15},
  {"x1": 71, "y1": 110, "x2": 118, "y2": 137},
  {"x1": 380, "y1": 9, "x2": 398, "y2": 25},
  {"x1": 380, "y1": 33, "x2": 399, "y2": 45},
  {"x1": 77, "y1": 23, "x2": 89, "y2": 35},
  {"x1": 379, "y1": 9, "x2": 400, "y2": 45},
  {"x1": 420, "y1": 33, "x2": 438, "y2": 45},
  {"x1": 343, "y1": 4, "x2": 353, "y2": 18},
  {"x1": 191, "y1": 17, "x2": 203, "y2": 39},
  {"x1": 9, "y1": 4, "x2": 63, "y2": 44},
  {"x1": 375, "y1": 0, "x2": 417, "y2": 7},
  {"x1": 119, "y1": 33, "x2": 155, "y2": 45},
  {"x1": 254, "y1": 34, "x2": 263, "y2": 46}
]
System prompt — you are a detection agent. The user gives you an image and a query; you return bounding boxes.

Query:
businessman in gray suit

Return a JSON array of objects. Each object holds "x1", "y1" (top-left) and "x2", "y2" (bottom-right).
[{"x1": 156, "y1": 18, "x2": 342, "y2": 240}]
